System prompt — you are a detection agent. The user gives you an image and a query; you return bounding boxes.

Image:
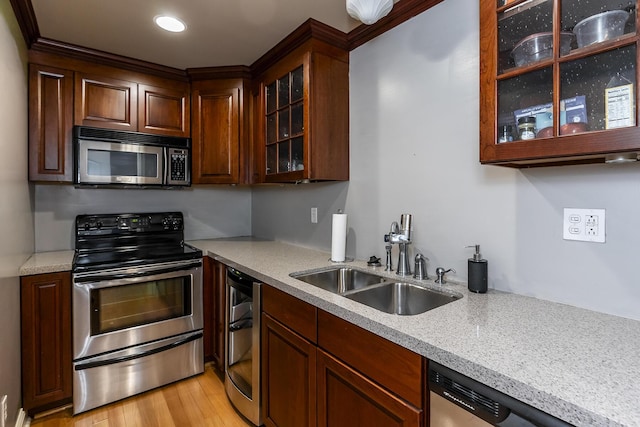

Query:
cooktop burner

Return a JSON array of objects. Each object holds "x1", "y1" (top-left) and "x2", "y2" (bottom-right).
[{"x1": 73, "y1": 212, "x2": 202, "y2": 272}]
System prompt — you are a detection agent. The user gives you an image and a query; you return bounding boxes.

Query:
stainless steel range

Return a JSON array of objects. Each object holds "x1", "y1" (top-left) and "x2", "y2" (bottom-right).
[{"x1": 71, "y1": 212, "x2": 204, "y2": 414}]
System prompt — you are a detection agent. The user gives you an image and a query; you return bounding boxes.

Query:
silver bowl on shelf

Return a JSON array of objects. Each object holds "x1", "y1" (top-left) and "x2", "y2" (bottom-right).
[
  {"x1": 573, "y1": 10, "x2": 630, "y2": 48},
  {"x1": 511, "y1": 32, "x2": 574, "y2": 67}
]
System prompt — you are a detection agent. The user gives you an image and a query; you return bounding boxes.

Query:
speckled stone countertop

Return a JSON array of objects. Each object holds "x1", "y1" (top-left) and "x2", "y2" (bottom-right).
[
  {"x1": 188, "y1": 239, "x2": 640, "y2": 427},
  {"x1": 19, "y1": 250, "x2": 74, "y2": 275},
  {"x1": 19, "y1": 241, "x2": 640, "y2": 426}
]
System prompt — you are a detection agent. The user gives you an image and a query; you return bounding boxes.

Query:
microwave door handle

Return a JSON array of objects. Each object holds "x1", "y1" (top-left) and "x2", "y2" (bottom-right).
[
  {"x1": 163, "y1": 148, "x2": 168, "y2": 185},
  {"x1": 74, "y1": 261, "x2": 202, "y2": 283}
]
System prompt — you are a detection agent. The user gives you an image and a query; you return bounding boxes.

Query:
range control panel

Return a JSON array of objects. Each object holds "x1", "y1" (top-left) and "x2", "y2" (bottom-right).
[{"x1": 76, "y1": 212, "x2": 184, "y2": 235}]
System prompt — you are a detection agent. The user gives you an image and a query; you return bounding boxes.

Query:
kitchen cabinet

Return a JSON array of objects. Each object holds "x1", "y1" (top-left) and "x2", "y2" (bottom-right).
[
  {"x1": 28, "y1": 51, "x2": 191, "y2": 182},
  {"x1": 20, "y1": 272, "x2": 72, "y2": 415},
  {"x1": 75, "y1": 73, "x2": 189, "y2": 136},
  {"x1": 262, "y1": 285, "x2": 318, "y2": 427},
  {"x1": 261, "y1": 285, "x2": 425, "y2": 427},
  {"x1": 74, "y1": 72, "x2": 138, "y2": 131},
  {"x1": 317, "y1": 350, "x2": 422, "y2": 427},
  {"x1": 255, "y1": 39, "x2": 349, "y2": 182},
  {"x1": 480, "y1": 0, "x2": 640, "y2": 166},
  {"x1": 203, "y1": 257, "x2": 226, "y2": 370},
  {"x1": 28, "y1": 64, "x2": 74, "y2": 182},
  {"x1": 138, "y1": 83, "x2": 190, "y2": 137},
  {"x1": 191, "y1": 78, "x2": 252, "y2": 184}
]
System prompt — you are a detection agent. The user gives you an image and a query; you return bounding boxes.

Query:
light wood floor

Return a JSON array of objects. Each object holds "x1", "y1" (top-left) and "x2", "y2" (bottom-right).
[{"x1": 30, "y1": 365, "x2": 253, "y2": 427}]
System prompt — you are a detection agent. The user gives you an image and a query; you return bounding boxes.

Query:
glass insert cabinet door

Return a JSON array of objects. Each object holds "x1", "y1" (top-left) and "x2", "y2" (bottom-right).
[
  {"x1": 481, "y1": 0, "x2": 640, "y2": 166},
  {"x1": 265, "y1": 65, "x2": 305, "y2": 176}
]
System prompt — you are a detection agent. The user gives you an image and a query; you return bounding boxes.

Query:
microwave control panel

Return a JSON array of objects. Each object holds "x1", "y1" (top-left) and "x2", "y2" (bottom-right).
[{"x1": 168, "y1": 148, "x2": 190, "y2": 185}]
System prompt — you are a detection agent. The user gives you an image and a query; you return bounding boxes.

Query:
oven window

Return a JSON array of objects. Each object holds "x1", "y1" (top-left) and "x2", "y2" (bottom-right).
[
  {"x1": 90, "y1": 276, "x2": 192, "y2": 335},
  {"x1": 87, "y1": 149, "x2": 159, "y2": 178}
]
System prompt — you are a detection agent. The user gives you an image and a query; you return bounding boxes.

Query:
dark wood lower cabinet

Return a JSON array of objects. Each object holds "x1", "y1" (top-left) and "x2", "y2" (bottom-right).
[
  {"x1": 20, "y1": 272, "x2": 72, "y2": 415},
  {"x1": 262, "y1": 313, "x2": 317, "y2": 427},
  {"x1": 262, "y1": 285, "x2": 425, "y2": 427},
  {"x1": 203, "y1": 257, "x2": 226, "y2": 370},
  {"x1": 317, "y1": 349, "x2": 422, "y2": 427}
]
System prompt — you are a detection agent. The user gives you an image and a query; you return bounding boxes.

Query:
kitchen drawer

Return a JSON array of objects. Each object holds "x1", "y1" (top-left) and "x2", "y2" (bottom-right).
[
  {"x1": 317, "y1": 310, "x2": 423, "y2": 408},
  {"x1": 262, "y1": 285, "x2": 317, "y2": 343}
]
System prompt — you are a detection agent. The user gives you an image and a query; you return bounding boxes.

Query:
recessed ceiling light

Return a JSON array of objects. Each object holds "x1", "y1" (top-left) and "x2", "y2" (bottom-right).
[{"x1": 154, "y1": 16, "x2": 186, "y2": 33}]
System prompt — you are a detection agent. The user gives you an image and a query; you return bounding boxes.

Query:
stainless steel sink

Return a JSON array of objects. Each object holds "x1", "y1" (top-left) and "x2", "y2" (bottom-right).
[
  {"x1": 291, "y1": 267, "x2": 462, "y2": 315},
  {"x1": 344, "y1": 282, "x2": 462, "y2": 315},
  {"x1": 291, "y1": 267, "x2": 386, "y2": 294}
]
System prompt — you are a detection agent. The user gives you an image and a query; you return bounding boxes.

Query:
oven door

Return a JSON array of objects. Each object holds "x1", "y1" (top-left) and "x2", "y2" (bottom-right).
[
  {"x1": 76, "y1": 139, "x2": 164, "y2": 185},
  {"x1": 72, "y1": 259, "x2": 203, "y2": 360}
]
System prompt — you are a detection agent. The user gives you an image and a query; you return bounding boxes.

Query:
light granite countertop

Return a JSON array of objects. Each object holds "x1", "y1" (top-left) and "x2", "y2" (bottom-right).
[
  {"x1": 19, "y1": 250, "x2": 74, "y2": 275},
  {"x1": 20, "y1": 241, "x2": 640, "y2": 426},
  {"x1": 188, "y1": 239, "x2": 640, "y2": 427}
]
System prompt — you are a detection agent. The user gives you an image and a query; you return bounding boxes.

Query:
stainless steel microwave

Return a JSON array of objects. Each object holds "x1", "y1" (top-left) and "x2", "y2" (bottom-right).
[{"x1": 74, "y1": 126, "x2": 191, "y2": 188}]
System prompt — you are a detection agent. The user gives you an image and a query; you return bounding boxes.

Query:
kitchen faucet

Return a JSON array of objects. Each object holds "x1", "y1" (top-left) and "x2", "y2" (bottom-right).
[{"x1": 384, "y1": 214, "x2": 413, "y2": 276}]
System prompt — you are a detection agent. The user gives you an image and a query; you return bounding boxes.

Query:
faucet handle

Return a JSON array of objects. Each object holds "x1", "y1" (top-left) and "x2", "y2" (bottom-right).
[
  {"x1": 435, "y1": 267, "x2": 455, "y2": 284},
  {"x1": 413, "y1": 254, "x2": 429, "y2": 280}
]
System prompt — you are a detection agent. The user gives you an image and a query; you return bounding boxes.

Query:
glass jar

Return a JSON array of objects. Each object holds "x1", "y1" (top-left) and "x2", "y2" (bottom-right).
[{"x1": 518, "y1": 116, "x2": 536, "y2": 140}]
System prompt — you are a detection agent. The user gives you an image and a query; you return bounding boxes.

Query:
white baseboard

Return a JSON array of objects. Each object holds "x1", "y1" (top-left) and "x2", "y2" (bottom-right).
[{"x1": 14, "y1": 409, "x2": 28, "y2": 427}]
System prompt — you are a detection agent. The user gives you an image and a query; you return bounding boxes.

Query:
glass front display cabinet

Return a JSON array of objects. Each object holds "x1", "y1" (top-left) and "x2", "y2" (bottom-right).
[{"x1": 480, "y1": 0, "x2": 640, "y2": 166}]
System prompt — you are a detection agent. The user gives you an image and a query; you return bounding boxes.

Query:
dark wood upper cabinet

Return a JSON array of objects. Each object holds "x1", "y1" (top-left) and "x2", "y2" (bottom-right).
[
  {"x1": 28, "y1": 64, "x2": 73, "y2": 182},
  {"x1": 27, "y1": 50, "x2": 192, "y2": 183},
  {"x1": 480, "y1": 0, "x2": 640, "y2": 167},
  {"x1": 21, "y1": 272, "x2": 72, "y2": 416},
  {"x1": 191, "y1": 78, "x2": 250, "y2": 184},
  {"x1": 255, "y1": 40, "x2": 349, "y2": 183},
  {"x1": 74, "y1": 72, "x2": 138, "y2": 131},
  {"x1": 138, "y1": 83, "x2": 190, "y2": 137}
]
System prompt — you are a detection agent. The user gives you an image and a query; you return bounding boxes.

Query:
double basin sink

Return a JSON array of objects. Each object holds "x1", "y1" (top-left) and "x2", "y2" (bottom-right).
[{"x1": 290, "y1": 267, "x2": 461, "y2": 315}]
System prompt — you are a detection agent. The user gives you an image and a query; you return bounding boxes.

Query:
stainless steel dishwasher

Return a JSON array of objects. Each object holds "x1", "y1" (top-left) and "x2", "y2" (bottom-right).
[
  {"x1": 225, "y1": 267, "x2": 262, "y2": 426},
  {"x1": 429, "y1": 361, "x2": 574, "y2": 426}
]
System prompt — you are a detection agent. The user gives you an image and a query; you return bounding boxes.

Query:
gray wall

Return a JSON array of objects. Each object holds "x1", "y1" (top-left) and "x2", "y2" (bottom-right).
[
  {"x1": 0, "y1": 0, "x2": 33, "y2": 423},
  {"x1": 252, "y1": 0, "x2": 640, "y2": 321},
  {"x1": 35, "y1": 185, "x2": 252, "y2": 251}
]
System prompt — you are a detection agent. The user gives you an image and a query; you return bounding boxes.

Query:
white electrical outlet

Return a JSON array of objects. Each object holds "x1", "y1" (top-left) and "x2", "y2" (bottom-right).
[
  {"x1": 1, "y1": 394, "x2": 7, "y2": 427},
  {"x1": 563, "y1": 208, "x2": 606, "y2": 243},
  {"x1": 311, "y1": 207, "x2": 318, "y2": 224}
]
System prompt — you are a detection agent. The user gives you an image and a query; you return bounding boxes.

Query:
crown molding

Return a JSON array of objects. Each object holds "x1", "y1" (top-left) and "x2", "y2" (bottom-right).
[
  {"x1": 347, "y1": 0, "x2": 445, "y2": 50},
  {"x1": 30, "y1": 37, "x2": 189, "y2": 81},
  {"x1": 187, "y1": 66, "x2": 252, "y2": 81},
  {"x1": 250, "y1": 18, "x2": 349, "y2": 77},
  {"x1": 8, "y1": 0, "x2": 39, "y2": 46}
]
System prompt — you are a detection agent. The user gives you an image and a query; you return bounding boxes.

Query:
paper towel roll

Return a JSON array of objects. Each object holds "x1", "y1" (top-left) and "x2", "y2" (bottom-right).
[{"x1": 331, "y1": 213, "x2": 348, "y2": 262}]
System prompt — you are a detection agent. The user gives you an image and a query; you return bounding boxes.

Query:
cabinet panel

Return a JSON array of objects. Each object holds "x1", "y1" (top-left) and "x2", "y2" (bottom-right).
[
  {"x1": 203, "y1": 257, "x2": 226, "y2": 370},
  {"x1": 317, "y1": 349, "x2": 422, "y2": 427},
  {"x1": 28, "y1": 64, "x2": 73, "y2": 182},
  {"x1": 75, "y1": 73, "x2": 137, "y2": 131},
  {"x1": 138, "y1": 84, "x2": 190, "y2": 137},
  {"x1": 318, "y1": 310, "x2": 423, "y2": 407},
  {"x1": 21, "y1": 272, "x2": 72, "y2": 415},
  {"x1": 192, "y1": 79, "x2": 250, "y2": 184},
  {"x1": 262, "y1": 314, "x2": 317, "y2": 427},
  {"x1": 262, "y1": 285, "x2": 317, "y2": 343}
]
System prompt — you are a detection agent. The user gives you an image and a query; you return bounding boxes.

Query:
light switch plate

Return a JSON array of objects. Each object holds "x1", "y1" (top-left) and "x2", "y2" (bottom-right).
[{"x1": 563, "y1": 208, "x2": 606, "y2": 243}]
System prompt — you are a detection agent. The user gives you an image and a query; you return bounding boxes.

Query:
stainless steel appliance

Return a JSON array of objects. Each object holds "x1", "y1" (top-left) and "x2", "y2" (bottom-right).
[
  {"x1": 225, "y1": 267, "x2": 262, "y2": 426},
  {"x1": 429, "y1": 361, "x2": 573, "y2": 426},
  {"x1": 74, "y1": 126, "x2": 191, "y2": 187},
  {"x1": 72, "y1": 212, "x2": 203, "y2": 414}
]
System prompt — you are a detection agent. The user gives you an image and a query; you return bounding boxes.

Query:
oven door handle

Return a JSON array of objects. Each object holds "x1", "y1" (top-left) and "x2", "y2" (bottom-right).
[
  {"x1": 73, "y1": 261, "x2": 202, "y2": 283},
  {"x1": 74, "y1": 331, "x2": 203, "y2": 371}
]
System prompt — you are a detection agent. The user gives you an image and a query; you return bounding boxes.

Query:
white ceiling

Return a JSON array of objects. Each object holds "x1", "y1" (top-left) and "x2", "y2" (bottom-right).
[{"x1": 30, "y1": 0, "x2": 363, "y2": 70}]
